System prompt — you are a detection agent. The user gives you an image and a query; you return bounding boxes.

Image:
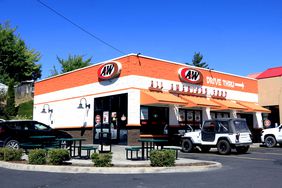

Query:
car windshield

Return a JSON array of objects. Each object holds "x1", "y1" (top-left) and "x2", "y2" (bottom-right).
[{"x1": 233, "y1": 120, "x2": 250, "y2": 133}]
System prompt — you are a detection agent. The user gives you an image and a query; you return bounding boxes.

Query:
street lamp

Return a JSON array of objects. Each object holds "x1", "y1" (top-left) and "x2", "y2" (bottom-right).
[
  {"x1": 41, "y1": 104, "x2": 53, "y2": 113},
  {"x1": 77, "y1": 97, "x2": 90, "y2": 109}
]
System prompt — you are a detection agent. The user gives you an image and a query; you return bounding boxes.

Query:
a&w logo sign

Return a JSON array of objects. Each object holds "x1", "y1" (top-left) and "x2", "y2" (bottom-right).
[
  {"x1": 97, "y1": 61, "x2": 122, "y2": 80},
  {"x1": 178, "y1": 67, "x2": 203, "y2": 84}
]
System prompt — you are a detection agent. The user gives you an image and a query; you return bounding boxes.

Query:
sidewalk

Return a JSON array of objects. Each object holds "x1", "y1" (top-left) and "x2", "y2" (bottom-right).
[{"x1": 0, "y1": 145, "x2": 222, "y2": 174}]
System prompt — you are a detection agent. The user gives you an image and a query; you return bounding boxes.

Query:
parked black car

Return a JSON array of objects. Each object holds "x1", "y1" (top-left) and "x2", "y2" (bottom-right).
[{"x1": 0, "y1": 120, "x2": 72, "y2": 149}]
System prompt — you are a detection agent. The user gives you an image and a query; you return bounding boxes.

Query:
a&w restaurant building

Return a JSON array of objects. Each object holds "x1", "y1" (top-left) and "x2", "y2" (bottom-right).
[{"x1": 33, "y1": 54, "x2": 270, "y2": 145}]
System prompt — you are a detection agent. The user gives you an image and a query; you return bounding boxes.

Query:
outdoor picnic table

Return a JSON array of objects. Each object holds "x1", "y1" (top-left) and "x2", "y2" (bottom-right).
[
  {"x1": 29, "y1": 135, "x2": 57, "y2": 148},
  {"x1": 137, "y1": 138, "x2": 168, "y2": 160},
  {"x1": 56, "y1": 137, "x2": 86, "y2": 158}
]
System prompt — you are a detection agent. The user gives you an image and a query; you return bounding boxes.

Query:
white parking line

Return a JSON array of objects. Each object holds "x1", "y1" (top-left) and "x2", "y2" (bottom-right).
[
  {"x1": 187, "y1": 153, "x2": 273, "y2": 161},
  {"x1": 251, "y1": 152, "x2": 282, "y2": 156}
]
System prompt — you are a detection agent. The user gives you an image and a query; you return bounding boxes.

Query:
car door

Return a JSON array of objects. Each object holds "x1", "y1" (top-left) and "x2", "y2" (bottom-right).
[
  {"x1": 201, "y1": 121, "x2": 216, "y2": 142},
  {"x1": 18, "y1": 121, "x2": 35, "y2": 142},
  {"x1": 278, "y1": 125, "x2": 282, "y2": 142},
  {"x1": 32, "y1": 122, "x2": 52, "y2": 136},
  {"x1": 5, "y1": 122, "x2": 27, "y2": 143}
]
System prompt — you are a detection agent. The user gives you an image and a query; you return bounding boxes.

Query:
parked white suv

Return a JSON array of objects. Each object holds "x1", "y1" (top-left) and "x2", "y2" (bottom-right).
[
  {"x1": 181, "y1": 118, "x2": 253, "y2": 154},
  {"x1": 261, "y1": 124, "x2": 282, "y2": 147}
]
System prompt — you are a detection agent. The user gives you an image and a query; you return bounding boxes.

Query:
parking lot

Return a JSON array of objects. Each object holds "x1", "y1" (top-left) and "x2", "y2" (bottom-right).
[
  {"x1": 0, "y1": 145, "x2": 282, "y2": 188},
  {"x1": 180, "y1": 145, "x2": 282, "y2": 163}
]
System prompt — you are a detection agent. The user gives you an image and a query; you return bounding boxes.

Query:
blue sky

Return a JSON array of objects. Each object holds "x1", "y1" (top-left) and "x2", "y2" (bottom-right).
[{"x1": 1, "y1": 0, "x2": 282, "y2": 79}]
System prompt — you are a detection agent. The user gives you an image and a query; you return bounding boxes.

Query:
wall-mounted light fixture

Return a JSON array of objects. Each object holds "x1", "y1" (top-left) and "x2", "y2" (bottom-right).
[
  {"x1": 41, "y1": 104, "x2": 53, "y2": 113},
  {"x1": 77, "y1": 97, "x2": 90, "y2": 109}
]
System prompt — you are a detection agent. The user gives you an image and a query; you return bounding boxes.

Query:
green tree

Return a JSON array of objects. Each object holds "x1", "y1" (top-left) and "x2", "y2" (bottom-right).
[
  {"x1": 0, "y1": 87, "x2": 6, "y2": 116},
  {"x1": 5, "y1": 80, "x2": 16, "y2": 116},
  {"x1": 187, "y1": 52, "x2": 210, "y2": 69},
  {"x1": 50, "y1": 55, "x2": 92, "y2": 76},
  {"x1": 0, "y1": 22, "x2": 41, "y2": 85}
]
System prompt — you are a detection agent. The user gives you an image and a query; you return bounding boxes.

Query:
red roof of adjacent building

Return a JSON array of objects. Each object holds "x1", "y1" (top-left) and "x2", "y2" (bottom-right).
[
  {"x1": 256, "y1": 66, "x2": 282, "y2": 79},
  {"x1": 247, "y1": 72, "x2": 261, "y2": 79}
]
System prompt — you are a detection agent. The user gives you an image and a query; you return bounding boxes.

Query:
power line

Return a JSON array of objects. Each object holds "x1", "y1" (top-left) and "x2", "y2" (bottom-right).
[{"x1": 37, "y1": 0, "x2": 126, "y2": 55}]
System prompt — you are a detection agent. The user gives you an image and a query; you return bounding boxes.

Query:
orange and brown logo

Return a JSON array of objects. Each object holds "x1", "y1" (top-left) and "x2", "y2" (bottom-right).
[
  {"x1": 178, "y1": 67, "x2": 203, "y2": 84},
  {"x1": 97, "y1": 61, "x2": 122, "y2": 80}
]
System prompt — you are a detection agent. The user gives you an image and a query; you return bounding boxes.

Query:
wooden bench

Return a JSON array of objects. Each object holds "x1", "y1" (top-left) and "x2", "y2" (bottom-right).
[
  {"x1": 125, "y1": 146, "x2": 142, "y2": 160},
  {"x1": 80, "y1": 146, "x2": 98, "y2": 159},
  {"x1": 163, "y1": 146, "x2": 182, "y2": 159}
]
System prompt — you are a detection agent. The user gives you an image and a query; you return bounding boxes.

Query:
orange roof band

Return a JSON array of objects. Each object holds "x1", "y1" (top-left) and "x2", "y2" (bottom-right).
[{"x1": 35, "y1": 54, "x2": 258, "y2": 96}]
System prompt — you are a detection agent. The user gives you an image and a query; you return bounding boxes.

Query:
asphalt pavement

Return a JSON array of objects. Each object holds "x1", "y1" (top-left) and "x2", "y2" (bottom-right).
[{"x1": 0, "y1": 143, "x2": 281, "y2": 188}]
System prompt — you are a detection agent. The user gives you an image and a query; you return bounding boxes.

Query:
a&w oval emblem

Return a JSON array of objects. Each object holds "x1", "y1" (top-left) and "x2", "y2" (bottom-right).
[
  {"x1": 97, "y1": 61, "x2": 122, "y2": 80},
  {"x1": 178, "y1": 67, "x2": 203, "y2": 84}
]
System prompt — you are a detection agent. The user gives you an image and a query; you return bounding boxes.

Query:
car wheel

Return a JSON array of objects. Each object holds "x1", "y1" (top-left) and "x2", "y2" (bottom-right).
[
  {"x1": 200, "y1": 146, "x2": 211, "y2": 153},
  {"x1": 236, "y1": 146, "x2": 249, "y2": 154},
  {"x1": 5, "y1": 140, "x2": 20, "y2": 150},
  {"x1": 217, "y1": 140, "x2": 231, "y2": 155},
  {"x1": 265, "y1": 136, "x2": 276, "y2": 148},
  {"x1": 181, "y1": 139, "x2": 193, "y2": 153}
]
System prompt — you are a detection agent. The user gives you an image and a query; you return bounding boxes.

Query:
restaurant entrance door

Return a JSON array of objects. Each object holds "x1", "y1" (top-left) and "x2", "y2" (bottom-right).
[{"x1": 93, "y1": 93, "x2": 128, "y2": 145}]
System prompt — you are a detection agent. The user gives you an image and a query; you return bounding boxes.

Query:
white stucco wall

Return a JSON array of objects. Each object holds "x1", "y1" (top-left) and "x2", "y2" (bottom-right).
[{"x1": 34, "y1": 75, "x2": 260, "y2": 129}]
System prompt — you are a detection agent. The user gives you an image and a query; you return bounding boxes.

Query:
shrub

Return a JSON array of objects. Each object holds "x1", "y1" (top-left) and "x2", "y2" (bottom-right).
[
  {"x1": 47, "y1": 149, "x2": 70, "y2": 165},
  {"x1": 91, "y1": 152, "x2": 112, "y2": 167},
  {"x1": 5, "y1": 80, "x2": 17, "y2": 117},
  {"x1": 13, "y1": 115, "x2": 31, "y2": 120},
  {"x1": 150, "y1": 150, "x2": 175, "y2": 167},
  {"x1": 0, "y1": 148, "x2": 5, "y2": 160},
  {"x1": 0, "y1": 148, "x2": 23, "y2": 161},
  {"x1": 28, "y1": 149, "x2": 47, "y2": 165},
  {"x1": 17, "y1": 100, "x2": 33, "y2": 119}
]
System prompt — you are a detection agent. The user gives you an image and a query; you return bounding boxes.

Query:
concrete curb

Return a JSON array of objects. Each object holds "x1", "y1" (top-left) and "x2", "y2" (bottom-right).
[{"x1": 0, "y1": 160, "x2": 222, "y2": 174}]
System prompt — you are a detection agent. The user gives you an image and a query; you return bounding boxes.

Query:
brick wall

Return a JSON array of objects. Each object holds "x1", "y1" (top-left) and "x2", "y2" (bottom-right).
[
  {"x1": 62, "y1": 128, "x2": 93, "y2": 144},
  {"x1": 127, "y1": 128, "x2": 140, "y2": 146}
]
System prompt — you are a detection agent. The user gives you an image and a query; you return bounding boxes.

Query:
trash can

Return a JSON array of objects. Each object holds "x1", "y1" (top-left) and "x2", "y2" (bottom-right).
[{"x1": 98, "y1": 132, "x2": 111, "y2": 153}]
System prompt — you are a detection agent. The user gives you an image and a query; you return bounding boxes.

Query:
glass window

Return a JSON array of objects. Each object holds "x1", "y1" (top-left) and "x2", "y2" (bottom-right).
[
  {"x1": 217, "y1": 113, "x2": 223, "y2": 118},
  {"x1": 210, "y1": 112, "x2": 230, "y2": 119},
  {"x1": 7, "y1": 123, "x2": 21, "y2": 130},
  {"x1": 195, "y1": 111, "x2": 201, "y2": 122},
  {"x1": 187, "y1": 111, "x2": 193, "y2": 121},
  {"x1": 233, "y1": 120, "x2": 249, "y2": 133},
  {"x1": 94, "y1": 93, "x2": 128, "y2": 144},
  {"x1": 203, "y1": 121, "x2": 216, "y2": 133},
  {"x1": 178, "y1": 109, "x2": 202, "y2": 130},
  {"x1": 140, "y1": 106, "x2": 169, "y2": 135},
  {"x1": 210, "y1": 112, "x2": 216, "y2": 119},
  {"x1": 34, "y1": 123, "x2": 50, "y2": 130},
  {"x1": 223, "y1": 113, "x2": 229, "y2": 118},
  {"x1": 140, "y1": 107, "x2": 149, "y2": 120},
  {"x1": 178, "y1": 109, "x2": 185, "y2": 122},
  {"x1": 217, "y1": 121, "x2": 229, "y2": 133}
]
